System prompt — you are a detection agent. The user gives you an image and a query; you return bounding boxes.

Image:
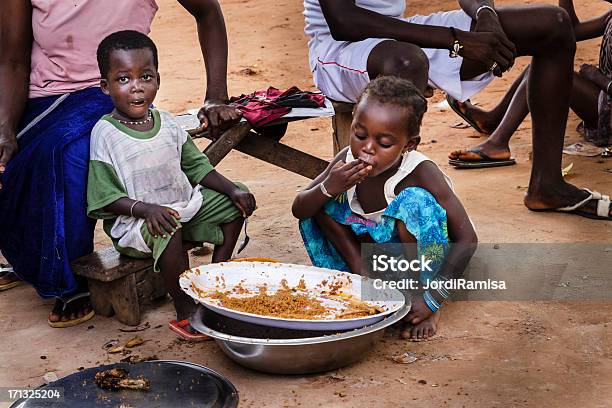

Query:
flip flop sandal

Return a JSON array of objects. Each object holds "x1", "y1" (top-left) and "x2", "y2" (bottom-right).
[
  {"x1": 169, "y1": 319, "x2": 212, "y2": 342},
  {"x1": 446, "y1": 94, "x2": 492, "y2": 135},
  {"x1": 48, "y1": 292, "x2": 95, "y2": 328},
  {"x1": 0, "y1": 266, "x2": 23, "y2": 291},
  {"x1": 449, "y1": 150, "x2": 515, "y2": 169},
  {"x1": 531, "y1": 189, "x2": 612, "y2": 221}
]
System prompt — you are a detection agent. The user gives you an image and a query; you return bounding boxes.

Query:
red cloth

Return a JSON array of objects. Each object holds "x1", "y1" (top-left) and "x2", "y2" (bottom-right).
[{"x1": 230, "y1": 86, "x2": 325, "y2": 128}]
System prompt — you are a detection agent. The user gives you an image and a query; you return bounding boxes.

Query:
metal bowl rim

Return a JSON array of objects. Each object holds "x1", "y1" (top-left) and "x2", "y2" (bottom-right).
[{"x1": 190, "y1": 304, "x2": 410, "y2": 346}]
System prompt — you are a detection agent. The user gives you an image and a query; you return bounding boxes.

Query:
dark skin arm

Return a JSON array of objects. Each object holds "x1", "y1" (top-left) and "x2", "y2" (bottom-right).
[
  {"x1": 0, "y1": 0, "x2": 32, "y2": 185},
  {"x1": 198, "y1": 170, "x2": 256, "y2": 217},
  {"x1": 104, "y1": 169, "x2": 255, "y2": 237},
  {"x1": 579, "y1": 64, "x2": 612, "y2": 93},
  {"x1": 177, "y1": 0, "x2": 242, "y2": 139},
  {"x1": 559, "y1": 0, "x2": 611, "y2": 41},
  {"x1": 292, "y1": 147, "x2": 371, "y2": 220},
  {"x1": 397, "y1": 161, "x2": 478, "y2": 325},
  {"x1": 319, "y1": 0, "x2": 516, "y2": 74}
]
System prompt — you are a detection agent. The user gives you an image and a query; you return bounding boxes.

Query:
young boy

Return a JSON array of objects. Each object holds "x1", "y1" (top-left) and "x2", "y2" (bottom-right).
[
  {"x1": 293, "y1": 77, "x2": 477, "y2": 340},
  {"x1": 88, "y1": 30, "x2": 255, "y2": 338}
]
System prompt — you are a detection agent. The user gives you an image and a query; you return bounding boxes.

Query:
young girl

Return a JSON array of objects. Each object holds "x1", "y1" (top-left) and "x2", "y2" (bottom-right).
[
  {"x1": 293, "y1": 76, "x2": 477, "y2": 341},
  {"x1": 87, "y1": 31, "x2": 255, "y2": 339}
]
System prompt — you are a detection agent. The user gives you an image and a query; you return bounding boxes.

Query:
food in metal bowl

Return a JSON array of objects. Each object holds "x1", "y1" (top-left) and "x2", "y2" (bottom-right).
[{"x1": 196, "y1": 277, "x2": 385, "y2": 320}]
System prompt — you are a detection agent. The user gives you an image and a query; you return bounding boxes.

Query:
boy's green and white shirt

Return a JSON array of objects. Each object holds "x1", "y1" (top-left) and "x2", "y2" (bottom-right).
[{"x1": 87, "y1": 109, "x2": 214, "y2": 253}]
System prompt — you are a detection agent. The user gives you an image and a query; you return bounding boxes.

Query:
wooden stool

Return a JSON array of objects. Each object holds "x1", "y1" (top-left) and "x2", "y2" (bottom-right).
[
  {"x1": 331, "y1": 101, "x2": 354, "y2": 154},
  {"x1": 72, "y1": 242, "x2": 200, "y2": 326}
]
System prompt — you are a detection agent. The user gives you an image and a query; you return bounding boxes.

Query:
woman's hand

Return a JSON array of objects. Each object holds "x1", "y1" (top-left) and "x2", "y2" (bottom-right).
[
  {"x1": 406, "y1": 293, "x2": 435, "y2": 325},
  {"x1": 197, "y1": 100, "x2": 242, "y2": 140},
  {"x1": 321, "y1": 160, "x2": 372, "y2": 196},
  {"x1": 0, "y1": 129, "x2": 18, "y2": 189},
  {"x1": 138, "y1": 203, "x2": 180, "y2": 237},
  {"x1": 230, "y1": 188, "x2": 256, "y2": 217}
]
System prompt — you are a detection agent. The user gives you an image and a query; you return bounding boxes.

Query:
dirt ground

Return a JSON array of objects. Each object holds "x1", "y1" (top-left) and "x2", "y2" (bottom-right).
[{"x1": 1, "y1": 0, "x2": 612, "y2": 406}]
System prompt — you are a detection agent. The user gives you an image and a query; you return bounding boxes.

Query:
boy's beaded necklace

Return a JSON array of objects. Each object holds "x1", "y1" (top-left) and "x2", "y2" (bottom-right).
[{"x1": 112, "y1": 110, "x2": 152, "y2": 125}]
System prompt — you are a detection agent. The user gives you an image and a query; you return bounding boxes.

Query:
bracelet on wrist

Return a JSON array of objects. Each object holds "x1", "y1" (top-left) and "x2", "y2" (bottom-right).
[
  {"x1": 476, "y1": 5, "x2": 498, "y2": 19},
  {"x1": 319, "y1": 182, "x2": 333, "y2": 198},
  {"x1": 449, "y1": 27, "x2": 463, "y2": 58},
  {"x1": 130, "y1": 200, "x2": 142, "y2": 218}
]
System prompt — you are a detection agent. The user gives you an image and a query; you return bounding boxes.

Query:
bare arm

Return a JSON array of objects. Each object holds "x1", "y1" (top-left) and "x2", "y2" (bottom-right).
[
  {"x1": 292, "y1": 148, "x2": 349, "y2": 220},
  {"x1": 574, "y1": 12, "x2": 611, "y2": 41},
  {"x1": 177, "y1": 0, "x2": 241, "y2": 138},
  {"x1": 319, "y1": 0, "x2": 515, "y2": 73},
  {"x1": 400, "y1": 161, "x2": 478, "y2": 280},
  {"x1": 320, "y1": 0, "x2": 454, "y2": 48},
  {"x1": 0, "y1": 0, "x2": 32, "y2": 175},
  {"x1": 559, "y1": 0, "x2": 611, "y2": 41},
  {"x1": 292, "y1": 147, "x2": 372, "y2": 220},
  {"x1": 558, "y1": 0, "x2": 579, "y2": 26},
  {"x1": 199, "y1": 169, "x2": 256, "y2": 217},
  {"x1": 396, "y1": 162, "x2": 477, "y2": 323}
]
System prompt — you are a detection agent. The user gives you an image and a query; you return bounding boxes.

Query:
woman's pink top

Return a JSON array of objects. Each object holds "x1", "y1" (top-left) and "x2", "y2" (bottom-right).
[{"x1": 29, "y1": 0, "x2": 158, "y2": 98}]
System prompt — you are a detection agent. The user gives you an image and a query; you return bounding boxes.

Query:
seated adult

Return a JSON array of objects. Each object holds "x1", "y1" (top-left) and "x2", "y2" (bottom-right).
[
  {"x1": 448, "y1": 0, "x2": 612, "y2": 168},
  {"x1": 304, "y1": 0, "x2": 612, "y2": 220},
  {"x1": 0, "y1": 0, "x2": 242, "y2": 327}
]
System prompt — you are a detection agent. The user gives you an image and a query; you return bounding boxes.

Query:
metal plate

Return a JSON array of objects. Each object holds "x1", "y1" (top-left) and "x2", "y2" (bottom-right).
[
  {"x1": 11, "y1": 360, "x2": 238, "y2": 408},
  {"x1": 189, "y1": 306, "x2": 411, "y2": 374},
  {"x1": 180, "y1": 261, "x2": 405, "y2": 331}
]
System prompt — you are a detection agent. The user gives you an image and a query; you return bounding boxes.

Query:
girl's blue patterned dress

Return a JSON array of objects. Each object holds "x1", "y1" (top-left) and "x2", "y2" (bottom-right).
[{"x1": 299, "y1": 186, "x2": 449, "y2": 283}]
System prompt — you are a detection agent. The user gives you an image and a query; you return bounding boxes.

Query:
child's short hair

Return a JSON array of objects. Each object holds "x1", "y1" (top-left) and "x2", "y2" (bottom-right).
[
  {"x1": 97, "y1": 30, "x2": 158, "y2": 79},
  {"x1": 357, "y1": 76, "x2": 427, "y2": 137}
]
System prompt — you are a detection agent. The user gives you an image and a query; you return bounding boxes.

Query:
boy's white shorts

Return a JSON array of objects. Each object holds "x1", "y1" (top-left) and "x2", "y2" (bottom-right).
[{"x1": 309, "y1": 9, "x2": 494, "y2": 103}]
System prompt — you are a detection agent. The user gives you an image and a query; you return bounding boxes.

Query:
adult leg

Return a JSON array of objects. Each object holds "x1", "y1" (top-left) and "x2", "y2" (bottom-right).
[
  {"x1": 49, "y1": 135, "x2": 96, "y2": 324},
  {"x1": 452, "y1": 66, "x2": 529, "y2": 134},
  {"x1": 570, "y1": 74, "x2": 600, "y2": 128},
  {"x1": 450, "y1": 70, "x2": 601, "y2": 162},
  {"x1": 464, "y1": 5, "x2": 609, "y2": 216},
  {"x1": 367, "y1": 41, "x2": 430, "y2": 93},
  {"x1": 313, "y1": 210, "x2": 363, "y2": 274},
  {"x1": 450, "y1": 68, "x2": 528, "y2": 161}
]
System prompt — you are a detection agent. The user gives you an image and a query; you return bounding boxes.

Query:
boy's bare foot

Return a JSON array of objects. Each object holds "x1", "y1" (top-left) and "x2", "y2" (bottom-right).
[
  {"x1": 173, "y1": 294, "x2": 199, "y2": 321},
  {"x1": 448, "y1": 140, "x2": 512, "y2": 162},
  {"x1": 400, "y1": 312, "x2": 440, "y2": 341},
  {"x1": 447, "y1": 96, "x2": 497, "y2": 135},
  {"x1": 524, "y1": 182, "x2": 612, "y2": 219},
  {"x1": 48, "y1": 294, "x2": 94, "y2": 327}
]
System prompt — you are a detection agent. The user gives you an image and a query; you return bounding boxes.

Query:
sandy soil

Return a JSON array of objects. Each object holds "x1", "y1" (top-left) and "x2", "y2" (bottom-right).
[{"x1": 1, "y1": 0, "x2": 611, "y2": 407}]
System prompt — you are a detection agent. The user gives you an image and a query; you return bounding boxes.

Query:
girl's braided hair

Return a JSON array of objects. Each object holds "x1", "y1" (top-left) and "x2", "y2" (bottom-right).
[{"x1": 357, "y1": 76, "x2": 427, "y2": 137}]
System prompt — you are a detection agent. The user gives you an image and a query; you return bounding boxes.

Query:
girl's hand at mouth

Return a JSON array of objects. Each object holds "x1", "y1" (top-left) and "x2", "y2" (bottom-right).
[{"x1": 322, "y1": 160, "x2": 373, "y2": 196}]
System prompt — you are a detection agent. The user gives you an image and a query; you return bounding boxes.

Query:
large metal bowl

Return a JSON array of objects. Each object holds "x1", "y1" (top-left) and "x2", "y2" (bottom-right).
[{"x1": 190, "y1": 303, "x2": 410, "y2": 374}]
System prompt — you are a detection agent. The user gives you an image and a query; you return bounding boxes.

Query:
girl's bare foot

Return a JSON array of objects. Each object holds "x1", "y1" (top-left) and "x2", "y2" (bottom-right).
[{"x1": 400, "y1": 312, "x2": 440, "y2": 341}]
